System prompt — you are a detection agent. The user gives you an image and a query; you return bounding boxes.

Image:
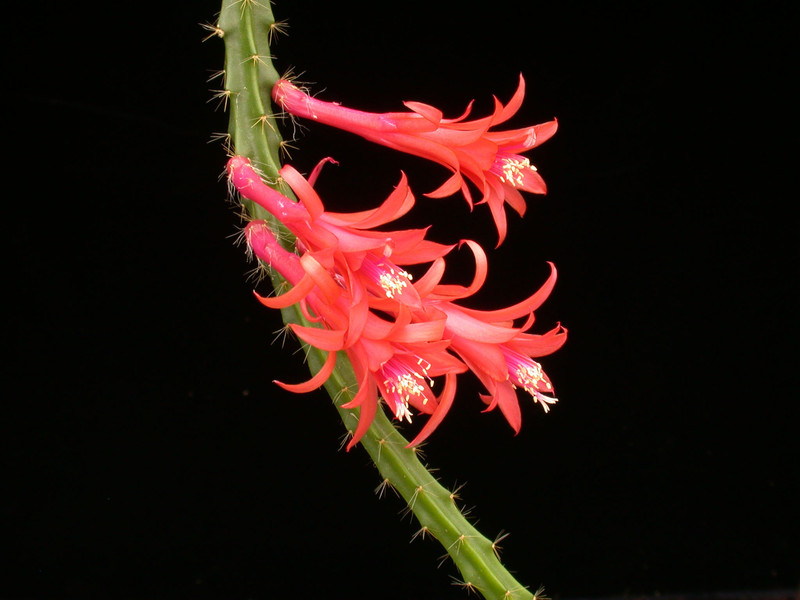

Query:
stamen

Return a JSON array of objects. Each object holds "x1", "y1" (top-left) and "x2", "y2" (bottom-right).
[
  {"x1": 377, "y1": 265, "x2": 413, "y2": 299},
  {"x1": 513, "y1": 360, "x2": 551, "y2": 395},
  {"x1": 361, "y1": 254, "x2": 414, "y2": 299},
  {"x1": 379, "y1": 357, "x2": 429, "y2": 422},
  {"x1": 501, "y1": 347, "x2": 557, "y2": 411},
  {"x1": 498, "y1": 156, "x2": 536, "y2": 187}
]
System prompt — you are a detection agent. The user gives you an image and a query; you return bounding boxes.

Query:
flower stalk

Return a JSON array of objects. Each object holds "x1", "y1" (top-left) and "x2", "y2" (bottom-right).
[{"x1": 215, "y1": 1, "x2": 544, "y2": 597}]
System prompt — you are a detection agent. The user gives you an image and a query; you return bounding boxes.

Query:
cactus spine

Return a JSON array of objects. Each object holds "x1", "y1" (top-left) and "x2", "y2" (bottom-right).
[{"x1": 213, "y1": 1, "x2": 540, "y2": 597}]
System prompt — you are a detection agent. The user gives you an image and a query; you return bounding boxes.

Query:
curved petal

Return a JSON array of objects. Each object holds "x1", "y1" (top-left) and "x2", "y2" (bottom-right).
[
  {"x1": 508, "y1": 323, "x2": 568, "y2": 357},
  {"x1": 307, "y1": 157, "x2": 339, "y2": 188},
  {"x1": 517, "y1": 167, "x2": 547, "y2": 195},
  {"x1": 299, "y1": 253, "x2": 341, "y2": 304},
  {"x1": 441, "y1": 305, "x2": 520, "y2": 344},
  {"x1": 441, "y1": 99, "x2": 475, "y2": 124},
  {"x1": 356, "y1": 337, "x2": 395, "y2": 373},
  {"x1": 424, "y1": 169, "x2": 465, "y2": 199},
  {"x1": 491, "y1": 73, "x2": 526, "y2": 126},
  {"x1": 322, "y1": 172, "x2": 415, "y2": 229},
  {"x1": 252, "y1": 275, "x2": 314, "y2": 309},
  {"x1": 390, "y1": 237, "x2": 455, "y2": 265},
  {"x1": 389, "y1": 319, "x2": 446, "y2": 344},
  {"x1": 406, "y1": 372, "x2": 458, "y2": 447},
  {"x1": 488, "y1": 381, "x2": 522, "y2": 434},
  {"x1": 412, "y1": 258, "x2": 446, "y2": 297},
  {"x1": 345, "y1": 375, "x2": 378, "y2": 451},
  {"x1": 299, "y1": 298, "x2": 322, "y2": 323},
  {"x1": 343, "y1": 272, "x2": 369, "y2": 345},
  {"x1": 452, "y1": 336, "x2": 510, "y2": 382},
  {"x1": 484, "y1": 119, "x2": 558, "y2": 151},
  {"x1": 486, "y1": 186, "x2": 509, "y2": 248},
  {"x1": 428, "y1": 240, "x2": 487, "y2": 300},
  {"x1": 503, "y1": 183, "x2": 527, "y2": 217},
  {"x1": 280, "y1": 164, "x2": 325, "y2": 220},
  {"x1": 456, "y1": 262, "x2": 557, "y2": 323},
  {"x1": 274, "y1": 350, "x2": 337, "y2": 393},
  {"x1": 403, "y1": 101, "x2": 443, "y2": 125},
  {"x1": 290, "y1": 323, "x2": 345, "y2": 351}
]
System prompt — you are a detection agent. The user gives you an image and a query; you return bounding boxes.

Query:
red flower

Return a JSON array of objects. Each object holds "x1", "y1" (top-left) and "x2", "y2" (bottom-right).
[
  {"x1": 385, "y1": 243, "x2": 567, "y2": 434},
  {"x1": 245, "y1": 221, "x2": 466, "y2": 449},
  {"x1": 227, "y1": 156, "x2": 452, "y2": 310},
  {"x1": 272, "y1": 75, "x2": 557, "y2": 245},
  {"x1": 435, "y1": 297, "x2": 567, "y2": 434}
]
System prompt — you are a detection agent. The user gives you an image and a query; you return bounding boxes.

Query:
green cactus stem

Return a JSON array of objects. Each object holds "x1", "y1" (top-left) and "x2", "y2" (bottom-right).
[{"x1": 214, "y1": 1, "x2": 542, "y2": 597}]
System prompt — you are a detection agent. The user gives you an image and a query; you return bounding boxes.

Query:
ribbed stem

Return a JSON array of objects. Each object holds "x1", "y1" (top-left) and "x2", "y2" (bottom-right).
[{"x1": 215, "y1": 2, "x2": 538, "y2": 597}]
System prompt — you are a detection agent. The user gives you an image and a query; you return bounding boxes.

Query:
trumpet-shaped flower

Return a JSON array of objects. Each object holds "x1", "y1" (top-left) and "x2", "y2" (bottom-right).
[
  {"x1": 272, "y1": 75, "x2": 558, "y2": 245},
  {"x1": 245, "y1": 221, "x2": 467, "y2": 449},
  {"x1": 439, "y1": 302, "x2": 567, "y2": 434},
  {"x1": 388, "y1": 251, "x2": 567, "y2": 433},
  {"x1": 227, "y1": 156, "x2": 453, "y2": 310}
]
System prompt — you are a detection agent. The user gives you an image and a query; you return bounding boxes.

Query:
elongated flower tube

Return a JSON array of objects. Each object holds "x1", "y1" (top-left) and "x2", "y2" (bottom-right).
[
  {"x1": 246, "y1": 221, "x2": 467, "y2": 449},
  {"x1": 228, "y1": 155, "x2": 454, "y2": 310},
  {"x1": 272, "y1": 75, "x2": 557, "y2": 245}
]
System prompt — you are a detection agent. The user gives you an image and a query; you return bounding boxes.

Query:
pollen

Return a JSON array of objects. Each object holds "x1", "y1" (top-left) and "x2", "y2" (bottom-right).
[
  {"x1": 361, "y1": 254, "x2": 414, "y2": 300},
  {"x1": 378, "y1": 266, "x2": 413, "y2": 298},
  {"x1": 499, "y1": 156, "x2": 535, "y2": 187},
  {"x1": 380, "y1": 357, "x2": 430, "y2": 423},
  {"x1": 384, "y1": 372, "x2": 425, "y2": 422},
  {"x1": 512, "y1": 360, "x2": 551, "y2": 395},
  {"x1": 502, "y1": 347, "x2": 558, "y2": 411}
]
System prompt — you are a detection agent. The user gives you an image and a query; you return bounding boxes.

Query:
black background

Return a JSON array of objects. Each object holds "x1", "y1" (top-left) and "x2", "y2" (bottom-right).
[{"x1": 7, "y1": 2, "x2": 797, "y2": 599}]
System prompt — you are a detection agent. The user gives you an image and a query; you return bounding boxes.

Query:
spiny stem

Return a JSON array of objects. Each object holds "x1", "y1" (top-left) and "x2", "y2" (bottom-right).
[{"x1": 214, "y1": 2, "x2": 538, "y2": 597}]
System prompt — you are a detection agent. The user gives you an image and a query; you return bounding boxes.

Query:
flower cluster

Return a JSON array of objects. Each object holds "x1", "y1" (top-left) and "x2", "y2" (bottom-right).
[{"x1": 228, "y1": 82, "x2": 566, "y2": 449}]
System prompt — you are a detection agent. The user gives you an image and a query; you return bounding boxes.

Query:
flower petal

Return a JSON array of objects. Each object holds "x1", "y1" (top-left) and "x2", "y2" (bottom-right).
[
  {"x1": 456, "y1": 262, "x2": 557, "y2": 323},
  {"x1": 345, "y1": 373, "x2": 378, "y2": 451},
  {"x1": 280, "y1": 163, "x2": 326, "y2": 221},
  {"x1": 406, "y1": 372, "x2": 458, "y2": 447},
  {"x1": 322, "y1": 172, "x2": 415, "y2": 229},
  {"x1": 307, "y1": 157, "x2": 339, "y2": 188},
  {"x1": 428, "y1": 240, "x2": 487, "y2": 300},
  {"x1": 489, "y1": 381, "x2": 522, "y2": 434},
  {"x1": 274, "y1": 350, "x2": 337, "y2": 393},
  {"x1": 252, "y1": 275, "x2": 314, "y2": 309},
  {"x1": 290, "y1": 323, "x2": 346, "y2": 351},
  {"x1": 403, "y1": 101, "x2": 443, "y2": 125}
]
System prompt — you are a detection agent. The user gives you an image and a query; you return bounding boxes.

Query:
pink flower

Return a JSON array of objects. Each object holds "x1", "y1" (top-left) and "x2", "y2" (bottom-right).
[
  {"x1": 272, "y1": 75, "x2": 558, "y2": 245},
  {"x1": 245, "y1": 221, "x2": 466, "y2": 449}
]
